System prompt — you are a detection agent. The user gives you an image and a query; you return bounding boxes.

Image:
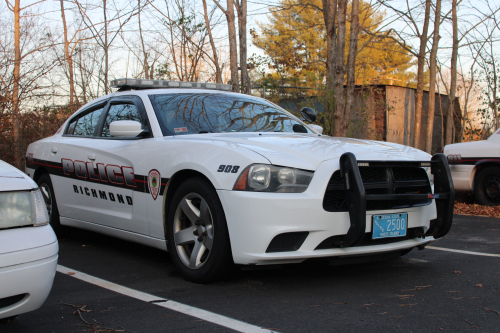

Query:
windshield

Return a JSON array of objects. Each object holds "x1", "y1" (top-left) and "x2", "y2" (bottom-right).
[{"x1": 150, "y1": 93, "x2": 311, "y2": 135}]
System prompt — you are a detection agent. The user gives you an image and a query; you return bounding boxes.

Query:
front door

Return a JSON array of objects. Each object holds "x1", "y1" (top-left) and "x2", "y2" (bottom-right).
[
  {"x1": 84, "y1": 96, "x2": 151, "y2": 235},
  {"x1": 48, "y1": 102, "x2": 107, "y2": 222}
]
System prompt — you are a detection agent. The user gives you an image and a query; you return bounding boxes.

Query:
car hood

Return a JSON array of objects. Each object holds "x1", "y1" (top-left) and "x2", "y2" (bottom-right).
[
  {"x1": 0, "y1": 160, "x2": 37, "y2": 192},
  {"x1": 191, "y1": 133, "x2": 431, "y2": 170},
  {"x1": 444, "y1": 140, "x2": 498, "y2": 158}
]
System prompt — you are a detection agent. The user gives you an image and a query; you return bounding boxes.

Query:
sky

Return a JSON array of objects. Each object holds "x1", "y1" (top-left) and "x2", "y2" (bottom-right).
[{"x1": 1, "y1": 0, "x2": 499, "y2": 89}]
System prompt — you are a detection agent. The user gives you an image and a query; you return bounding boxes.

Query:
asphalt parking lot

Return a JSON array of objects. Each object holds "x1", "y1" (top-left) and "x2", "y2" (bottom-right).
[{"x1": 2, "y1": 214, "x2": 500, "y2": 333}]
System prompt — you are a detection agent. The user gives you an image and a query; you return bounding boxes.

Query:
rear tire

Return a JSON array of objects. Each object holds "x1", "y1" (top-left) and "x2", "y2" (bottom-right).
[
  {"x1": 474, "y1": 166, "x2": 500, "y2": 206},
  {"x1": 166, "y1": 177, "x2": 233, "y2": 283},
  {"x1": 37, "y1": 173, "x2": 64, "y2": 236}
]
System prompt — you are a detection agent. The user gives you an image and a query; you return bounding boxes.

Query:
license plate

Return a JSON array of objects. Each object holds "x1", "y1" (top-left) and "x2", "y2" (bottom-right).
[{"x1": 372, "y1": 213, "x2": 407, "y2": 239}]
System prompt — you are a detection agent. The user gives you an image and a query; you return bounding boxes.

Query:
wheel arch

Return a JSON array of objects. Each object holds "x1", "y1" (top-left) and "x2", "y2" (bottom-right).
[
  {"x1": 162, "y1": 169, "x2": 217, "y2": 240},
  {"x1": 33, "y1": 166, "x2": 49, "y2": 183},
  {"x1": 473, "y1": 161, "x2": 500, "y2": 188}
]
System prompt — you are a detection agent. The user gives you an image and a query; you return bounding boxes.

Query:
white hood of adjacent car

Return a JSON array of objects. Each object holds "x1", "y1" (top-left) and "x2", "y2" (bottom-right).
[
  {"x1": 0, "y1": 160, "x2": 37, "y2": 192},
  {"x1": 444, "y1": 139, "x2": 499, "y2": 158},
  {"x1": 192, "y1": 133, "x2": 431, "y2": 170}
]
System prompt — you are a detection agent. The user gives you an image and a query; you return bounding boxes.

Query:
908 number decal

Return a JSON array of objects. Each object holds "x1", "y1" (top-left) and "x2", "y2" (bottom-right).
[{"x1": 217, "y1": 165, "x2": 240, "y2": 173}]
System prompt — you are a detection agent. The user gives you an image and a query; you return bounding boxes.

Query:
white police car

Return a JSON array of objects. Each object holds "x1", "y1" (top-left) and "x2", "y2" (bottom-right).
[
  {"x1": 444, "y1": 129, "x2": 500, "y2": 206},
  {"x1": 25, "y1": 78, "x2": 454, "y2": 283}
]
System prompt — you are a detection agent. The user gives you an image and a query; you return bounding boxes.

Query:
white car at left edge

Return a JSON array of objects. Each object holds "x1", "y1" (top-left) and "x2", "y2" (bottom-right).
[{"x1": 0, "y1": 160, "x2": 58, "y2": 322}]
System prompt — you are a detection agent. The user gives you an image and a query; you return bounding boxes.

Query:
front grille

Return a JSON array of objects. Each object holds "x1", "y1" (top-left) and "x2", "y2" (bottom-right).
[
  {"x1": 315, "y1": 227, "x2": 424, "y2": 249},
  {"x1": 323, "y1": 166, "x2": 432, "y2": 212}
]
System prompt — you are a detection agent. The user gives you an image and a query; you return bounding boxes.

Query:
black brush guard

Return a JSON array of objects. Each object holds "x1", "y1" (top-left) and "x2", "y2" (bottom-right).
[{"x1": 336, "y1": 152, "x2": 454, "y2": 247}]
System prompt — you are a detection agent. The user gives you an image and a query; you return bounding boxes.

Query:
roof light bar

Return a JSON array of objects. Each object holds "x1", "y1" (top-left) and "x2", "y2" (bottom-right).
[{"x1": 110, "y1": 78, "x2": 232, "y2": 91}]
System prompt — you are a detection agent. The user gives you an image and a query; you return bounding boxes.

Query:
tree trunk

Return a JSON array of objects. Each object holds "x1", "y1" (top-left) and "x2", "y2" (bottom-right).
[
  {"x1": 344, "y1": 0, "x2": 359, "y2": 136},
  {"x1": 322, "y1": 0, "x2": 337, "y2": 136},
  {"x1": 235, "y1": 0, "x2": 250, "y2": 94},
  {"x1": 138, "y1": 0, "x2": 149, "y2": 79},
  {"x1": 424, "y1": 0, "x2": 441, "y2": 154},
  {"x1": 412, "y1": 0, "x2": 431, "y2": 149},
  {"x1": 202, "y1": 0, "x2": 221, "y2": 83},
  {"x1": 226, "y1": 0, "x2": 239, "y2": 92},
  {"x1": 103, "y1": 0, "x2": 109, "y2": 94},
  {"x1": 491, "y1": 46, "x2": 499, "y2": 131},
  {"x1": 78, "y1": 44, "x2": 87, "y2": 103},
  {"x1": 60, "y1": 0, "x2": 77, "y2": 104},
  {"x1": 333, "y1": 0, "x2": 347, "y2": 137},
  {"x1": 445, "y1": 0, "x2": 458, "y2": 145},
  {"x1": 12, "y1": 0, "x2": 21, "y2": 168}
]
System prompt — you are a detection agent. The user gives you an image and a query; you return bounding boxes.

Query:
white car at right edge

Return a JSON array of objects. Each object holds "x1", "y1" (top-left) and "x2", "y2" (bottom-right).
[{"x1": 444, "y1": 129, "x2": 500, "y2": 206}]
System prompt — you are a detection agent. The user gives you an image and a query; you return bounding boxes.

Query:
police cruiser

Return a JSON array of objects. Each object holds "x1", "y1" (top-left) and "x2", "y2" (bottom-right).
[
  {"x1": 444, "y1": 129, "x2": 500, "y2": 206},
  {"x1": 25, "y1": 78, "x2": 454, "y2": 283}
]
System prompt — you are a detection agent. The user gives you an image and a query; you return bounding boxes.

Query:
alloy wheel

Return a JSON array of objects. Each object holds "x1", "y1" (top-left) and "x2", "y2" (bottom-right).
[{"x1": 173, "y1": 193, "x2": 214, "y2": 269}]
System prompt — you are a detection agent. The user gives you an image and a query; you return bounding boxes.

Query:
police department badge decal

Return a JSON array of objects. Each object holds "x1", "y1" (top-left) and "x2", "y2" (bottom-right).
[{"x1": 148, "y1": 169, "x2": 161, "y2": 200}]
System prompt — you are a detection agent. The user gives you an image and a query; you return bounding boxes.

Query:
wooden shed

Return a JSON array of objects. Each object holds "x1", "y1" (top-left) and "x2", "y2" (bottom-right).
[{"x1": 279, "y1": 84, "x2": 462, "y2": 154}]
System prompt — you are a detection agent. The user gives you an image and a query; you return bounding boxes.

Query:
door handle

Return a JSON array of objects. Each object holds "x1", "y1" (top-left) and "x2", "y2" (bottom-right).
[
  {"x1": 51, "y1": 147, "x2": 58, "y2": 154},
  {"x1": 88, "y1": 154, "x2": 96, "y2": 161}
]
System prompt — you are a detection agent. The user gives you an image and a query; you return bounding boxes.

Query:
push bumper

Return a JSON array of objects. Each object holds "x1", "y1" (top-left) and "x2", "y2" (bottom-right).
[
  {"x1": 338, "y1": 153, "x2": 455, "y2": 247},
  {"x1": 218, "y1": 156, "x2": 441, "y2": 265}
]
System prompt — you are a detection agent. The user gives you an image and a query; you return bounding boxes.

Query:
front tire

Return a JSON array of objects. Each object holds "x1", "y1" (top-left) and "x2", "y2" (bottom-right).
[
  {"x1": 167, "y1": 177, "x2": 233, "y2": 283},
  {"x1": 37, "y1": 173, "x2": 63, "y2": 235},
  {"x1": 474, "y1": 166, "x2": 500, "y2": 206}
]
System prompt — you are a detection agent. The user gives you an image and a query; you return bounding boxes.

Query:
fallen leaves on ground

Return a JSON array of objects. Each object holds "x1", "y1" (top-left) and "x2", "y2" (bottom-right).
[{"x1": 454, "y1": 191, "x2": 500, "y2": 217}]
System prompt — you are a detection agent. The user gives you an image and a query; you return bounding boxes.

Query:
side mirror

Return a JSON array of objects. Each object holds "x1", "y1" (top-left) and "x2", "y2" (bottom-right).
[
  {"x1": 308, "y1": 124, "x2": 323, "y2": 134},
  {"x1": 300, "y1": 107, "x2": 317, "y2": 123},
  {"x1": 109, "y1": 120, "x2": 144, "y2": 137}
]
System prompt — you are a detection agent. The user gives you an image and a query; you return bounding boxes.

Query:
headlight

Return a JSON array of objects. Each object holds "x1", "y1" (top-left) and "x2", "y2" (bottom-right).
[
  {"x1": 423, "y1": 167, "x2": 434, "y2": 186},
  {"x1": 0, "y1": 189, "x2": 49, "y2": 229},
  {"x1": 233, "y1": 164, "x2": 313, "y2": 193}
]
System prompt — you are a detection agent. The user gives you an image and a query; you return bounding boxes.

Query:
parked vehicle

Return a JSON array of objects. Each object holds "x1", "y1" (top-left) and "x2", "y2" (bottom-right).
[
  {"x1": 0, "y1": 160, "x2": 58, "y2": 321},
  {"x1": 444, "y1": 129, "x2": 500, "y2": 206},
  {"x1": 26, "y1": 78, "x2": 454, "y2": 283}
]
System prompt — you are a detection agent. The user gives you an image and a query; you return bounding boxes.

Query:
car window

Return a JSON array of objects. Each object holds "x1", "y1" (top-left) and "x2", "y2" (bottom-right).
[
  {"x1": 151, "y1": 93, "x2": 311, "y2": 135},
  {"x1": 101, "y1": 103, "x2": 142, "y2": 137},
  {"x1": 66, "y1": 106, "x2": 105, "y2": 136}
]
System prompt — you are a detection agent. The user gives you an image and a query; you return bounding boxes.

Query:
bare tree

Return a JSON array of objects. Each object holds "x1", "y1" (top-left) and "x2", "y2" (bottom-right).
[
  {"x1": 377, "y1": 0, "x2": 431, "y2": 149},
  {"x1": 333, "y1": 0, "x2": 347, "y2": 136},
  {"x1": 60, "y1": 0, "x2": 78, "y2": 104},
  {"x1": 2, "y1": 0, "x2": 55, "y2": 167},
  {"x1": 214, "y1": 0, "x2": 239, "y2": 92},
  {"x1": 74, "y1": 0, "x2": 138, "y2": 93},
  {"x1": 321, "y1": 0, "x2": 337, "y2": 136},
  {"x1": 344, "y1": 0, "x2": 360, "y2": 135},
  {"x1": 445, "y1": 0, "x2": 458, "y2": 145},
  {"x1": 424, "y1": 0, "x2": 441, "y2": 153},
  {"x1": 234, "y1": 0, "x2": 250, "y2": 93},
  {"x1": 202, "y1": 0, "x2": 222, "y2": 83}
]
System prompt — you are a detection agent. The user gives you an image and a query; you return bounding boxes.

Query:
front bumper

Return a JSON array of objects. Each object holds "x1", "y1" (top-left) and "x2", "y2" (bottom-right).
[
  {"x1": 218, "y1": 155, "x2": 451, "y2": 265},
  {"x1": 0, "y1": 225, "x2": 58, "y2": 319}
]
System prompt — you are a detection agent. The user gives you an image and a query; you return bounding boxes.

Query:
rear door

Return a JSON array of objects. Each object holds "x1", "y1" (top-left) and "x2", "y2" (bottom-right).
[
  {"x1": 46, "y1": 101, "x2": 108, "y2": 222},
  {"x1": 83, "y1": 96, "x2": 151, "y2": 235}
]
